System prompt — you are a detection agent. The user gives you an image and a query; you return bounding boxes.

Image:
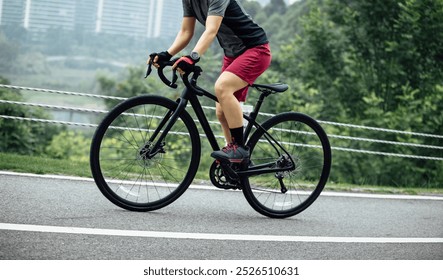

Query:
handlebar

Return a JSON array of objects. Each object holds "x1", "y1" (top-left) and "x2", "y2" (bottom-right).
[
  {"x1": 145, "y1": 54, "x2": 204, "y2": 95},
  {"x1": 145, "y1": 54, "x2": 178, "y2": 89}
]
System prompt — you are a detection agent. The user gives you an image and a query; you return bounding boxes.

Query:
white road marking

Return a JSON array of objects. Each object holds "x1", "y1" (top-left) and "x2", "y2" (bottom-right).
[
  {"x1": 1, "y1": 170, "x2": 442, "y2": 201},
  {"x1": 0, "y1": 223, "x2": 442, "y2": 243}
]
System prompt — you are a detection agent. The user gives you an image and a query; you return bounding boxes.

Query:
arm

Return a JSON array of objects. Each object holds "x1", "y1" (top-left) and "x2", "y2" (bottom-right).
[
  {"x1": 192, "y1": 15, "x2": 223, "y2": 55},
  {"x1": 167, "y1": 17, "x2": 196, "y2": 56},
  {"x1": 172, "y1": 15, "x2": 223, "y2": 72},
  {"x1": 173, "y1": 16, "x2": 223, "y2": 74}
]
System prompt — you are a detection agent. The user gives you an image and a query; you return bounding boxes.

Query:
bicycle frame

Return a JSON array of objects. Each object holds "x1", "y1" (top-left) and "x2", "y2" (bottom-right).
[
  {"x1": 147, "y1": 75, "x2": 295, "y2": 177},
  {"x1": 146, "y1": 85, "x2": 219, "y2": 158}
]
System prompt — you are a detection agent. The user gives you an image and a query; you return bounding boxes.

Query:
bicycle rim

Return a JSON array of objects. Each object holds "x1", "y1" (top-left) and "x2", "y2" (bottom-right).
[
  {"x1": 90, "y1": 95, "x2": 200, "y2": 211},
  {"x1": 242, "y1": 112, "x2": 331, "y2": 218}
]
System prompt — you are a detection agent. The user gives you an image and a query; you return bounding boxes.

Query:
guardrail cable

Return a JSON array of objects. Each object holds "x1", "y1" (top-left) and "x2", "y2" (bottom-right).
[{"x1": 1, "y1": 84, "x2": 442, "y2": 161}]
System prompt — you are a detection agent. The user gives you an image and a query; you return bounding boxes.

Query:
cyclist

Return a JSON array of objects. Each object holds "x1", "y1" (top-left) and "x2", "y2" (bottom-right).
[{"x1": 150, "y1": 0, "x2": 271, "y2": 164}]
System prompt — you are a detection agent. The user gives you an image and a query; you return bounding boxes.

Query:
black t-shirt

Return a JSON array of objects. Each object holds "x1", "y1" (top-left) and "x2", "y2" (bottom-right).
[{"x1": 182, "y1": 0, "x2": 268, "y2": 57}]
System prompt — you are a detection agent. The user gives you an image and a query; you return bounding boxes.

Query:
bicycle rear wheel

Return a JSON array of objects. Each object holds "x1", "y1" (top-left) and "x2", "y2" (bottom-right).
[
  {"x1": 242, "y1": 112, "x2": 331, "y2": 218},
  {"x1": 90, "y1": 95, "x2": 200, "y2": 211}
]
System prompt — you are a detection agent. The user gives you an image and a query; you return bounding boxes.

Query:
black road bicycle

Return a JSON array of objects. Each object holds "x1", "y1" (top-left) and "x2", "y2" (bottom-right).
[{"x1": 90, "y1": 57, "x2": 331, "y2": 218}]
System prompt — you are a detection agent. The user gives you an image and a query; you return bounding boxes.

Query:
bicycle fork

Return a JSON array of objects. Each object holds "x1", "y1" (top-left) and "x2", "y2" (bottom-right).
[{"x1": 145, "y1": 98, "x2": 189, "y2": 159}]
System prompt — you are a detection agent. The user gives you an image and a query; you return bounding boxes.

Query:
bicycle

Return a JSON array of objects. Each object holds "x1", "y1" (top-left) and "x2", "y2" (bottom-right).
[{"x1": 90, "y1": 56, "x2": 331, "y2": 218}]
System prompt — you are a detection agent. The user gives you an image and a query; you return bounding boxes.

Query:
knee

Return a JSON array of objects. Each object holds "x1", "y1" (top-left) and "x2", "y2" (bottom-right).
[{"x1": 214, "y1": 79, "x2": 230, "y2": 100}]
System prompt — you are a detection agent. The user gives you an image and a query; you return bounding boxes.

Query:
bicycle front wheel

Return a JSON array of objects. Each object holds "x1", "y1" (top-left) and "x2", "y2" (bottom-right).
[
  {"x1": 242, "y1": 112, "x2": 331, "y2": 218},
  {"x1": 90, "y1": 95, "x2": 201, "y2": 211}
]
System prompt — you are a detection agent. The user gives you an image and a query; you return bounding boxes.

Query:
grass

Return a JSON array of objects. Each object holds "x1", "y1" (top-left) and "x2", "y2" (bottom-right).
[
  {"x1": 323, "y1": 183, "x2": 443, "y2": 196},
  {"x1": 0, "y1": 152, "x2": 91, "y2": 178},
  {"x1": 0, "y1": 152, "x2": 442, "y2": 196}
]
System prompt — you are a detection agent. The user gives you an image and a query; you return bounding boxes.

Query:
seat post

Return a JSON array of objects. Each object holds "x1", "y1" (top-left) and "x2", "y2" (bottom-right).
[
  {"x1": 256, "y1": 90, "x2": 272, "y2": 108},
  {"x1": 248, "y1": 91, "x2": 269, "y2": 123}
]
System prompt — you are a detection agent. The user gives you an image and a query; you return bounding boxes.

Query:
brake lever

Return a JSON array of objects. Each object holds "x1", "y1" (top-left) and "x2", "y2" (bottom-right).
[
  {"x1": 171, "y1": 68, "x2": 178, "y2": 86},
  {"x1": 144, "y1": 63, "x2": 152, "y2": 78},
  {"x1": 144, "y1": 53, "x2": 156, "y2": 78},
  {"x1": 169, "y1": 57, "x2": 179, "y2": 86}
]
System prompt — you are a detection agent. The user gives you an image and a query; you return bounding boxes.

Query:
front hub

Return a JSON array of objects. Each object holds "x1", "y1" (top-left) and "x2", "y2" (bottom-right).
[{"x1": 137, "y1": 141, "x2": 164, "y2": 167}]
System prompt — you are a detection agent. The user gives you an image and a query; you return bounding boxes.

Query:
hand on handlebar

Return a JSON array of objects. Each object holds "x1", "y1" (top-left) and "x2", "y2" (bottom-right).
[
  {"x1": 145, "y1": 51, "x2": 177, "y2": 88},
  {"x1": 147, "y1": 51, "x2": 172, "y2": 68},
  {"x1": 145, "y1": 53, "x2": 202, "y2": 91},
  {"x1": 173, "y1": 56, "x2": 197, "y2": 75}
]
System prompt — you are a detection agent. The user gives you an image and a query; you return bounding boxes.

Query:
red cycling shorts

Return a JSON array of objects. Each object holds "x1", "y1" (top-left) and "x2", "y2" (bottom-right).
[{"x1": 221, "y1": 43, "x2": 271, "y2": 102}]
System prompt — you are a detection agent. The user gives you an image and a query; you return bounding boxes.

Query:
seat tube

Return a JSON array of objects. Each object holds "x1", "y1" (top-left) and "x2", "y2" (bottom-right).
[{"x1": 244, "y1": 93, "x2": 266, "y2": 141}]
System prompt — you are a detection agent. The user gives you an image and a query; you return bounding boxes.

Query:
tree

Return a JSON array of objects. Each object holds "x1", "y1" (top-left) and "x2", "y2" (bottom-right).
[
  {"x1": 0, "y1": 76, "x2": 60, "y2": 155},
  {"x1": 272, "y1": 0, "x2": 443, "y2": 187},
  {"x1": 96, "y1": 66, "x2": 168, "y2": 109},
  {"x1": 264, "y1": 0, "x2": 287, "y2": 16},
  {"x1": 97, "y1": 47, "x2": 225, "y2": 108},
  {"x1": 45, "y1": 130, "x2": 90, "y2": 161},
  {"x1": 238, "y1": 0, "x2": 262, "y2": 18}
]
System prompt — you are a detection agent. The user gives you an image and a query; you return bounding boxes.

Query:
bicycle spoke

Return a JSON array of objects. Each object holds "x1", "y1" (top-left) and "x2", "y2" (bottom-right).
[
  {"x1": 91, "y1": 96, "x2": 200, "y2": 211},
  {"x1": 242, "y1": 112, "x2": 331, "y2": 218}
]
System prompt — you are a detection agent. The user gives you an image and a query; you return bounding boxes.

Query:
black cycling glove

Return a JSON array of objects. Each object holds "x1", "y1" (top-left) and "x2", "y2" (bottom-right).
[{"x1": 153, "y1": 51, "x2": 172, "y2": 63}]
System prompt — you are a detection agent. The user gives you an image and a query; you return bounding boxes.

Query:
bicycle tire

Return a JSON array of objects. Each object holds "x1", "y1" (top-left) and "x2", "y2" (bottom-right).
[
  {"x1": 90, "y1": 95, "x2": 201, "y2": 211},
  {"x1": 242, "y1": 112, "x2": 331, "y2": 218}
]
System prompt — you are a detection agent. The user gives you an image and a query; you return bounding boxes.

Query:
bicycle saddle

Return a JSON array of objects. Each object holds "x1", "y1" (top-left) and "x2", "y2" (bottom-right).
[{"x1": 251, "y1": 83, "x2": 289, "y2": 93}]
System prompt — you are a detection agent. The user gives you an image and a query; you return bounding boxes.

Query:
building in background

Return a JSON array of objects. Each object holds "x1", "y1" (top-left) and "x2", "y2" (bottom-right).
[
  {"x1": 24, "y1": 0, "x2": 76, "y2": 32},
  {"x1": 147, "y1": 0, "x2": 181, "y2": 38},
  {"x1": 75, "y1": 0, "x2": 98, "y2": 34},
  {"x1": 0, "y1": 0, "x2": 27, "y2": 27},
  {"x1": 96, "y1": 0, "x2": 150, "y2": 38},
  {"x1": 160, "y1": 0, "x2": 181, "y2": 37},
  {"x1": 0, "y1": 0, "x2": 181, "y2": 39}
]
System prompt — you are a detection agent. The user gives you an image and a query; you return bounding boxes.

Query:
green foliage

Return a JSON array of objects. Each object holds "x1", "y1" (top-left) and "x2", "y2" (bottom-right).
[
  {"x1": 238, "y1": 0, "x2": 262, "y2": 18},
  {"x1": 45, "y1": 130, "x2": 90, "y2": 162},
  {"x1": 263, "y1": 0, "x2": 288, "y2": 17},
  {"x1": 270, "y1": 0, "x2": 443, "y2": 188},
  {"x1": 2, "y1": 1, "x2": 441, "y2": 188},
  {"x1": 96, "y1": 48, "x2": 224, "y2": 109},
  {"x1": 0, "y1": 152, "x2": 91, "y2": 177},
  {"x1": 96, "y1": 66, "x2": 169, "y2": 109},
  {"x1": 15, "y1": 52, "x2": 50, "y2": 75},
  {"x1": 0, "y1": 76, "x2": 60, "y2": 155}
]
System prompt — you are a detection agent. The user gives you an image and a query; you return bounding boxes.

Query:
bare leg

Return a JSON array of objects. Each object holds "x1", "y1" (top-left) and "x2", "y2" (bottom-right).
[
  {"x1": 210, "y1": 72, "x2": 250, "y2": 161},
  {"x1": 215, "y1": 103, "x2": 231, "y2": 145},
  {"x1": 214, "y1": 72, "x2": 248, "y2": 132}
]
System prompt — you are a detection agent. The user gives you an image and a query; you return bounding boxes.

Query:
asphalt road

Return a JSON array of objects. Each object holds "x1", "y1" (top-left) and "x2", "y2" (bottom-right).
[{"x1": 0, "y1": 171, "x2": 442, "y2": 260}]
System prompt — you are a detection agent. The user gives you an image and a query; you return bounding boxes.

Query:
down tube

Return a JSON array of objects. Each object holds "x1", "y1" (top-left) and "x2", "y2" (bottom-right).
[{"x1": 189, "y1": 93, "x2": 220, "y2": 152}]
